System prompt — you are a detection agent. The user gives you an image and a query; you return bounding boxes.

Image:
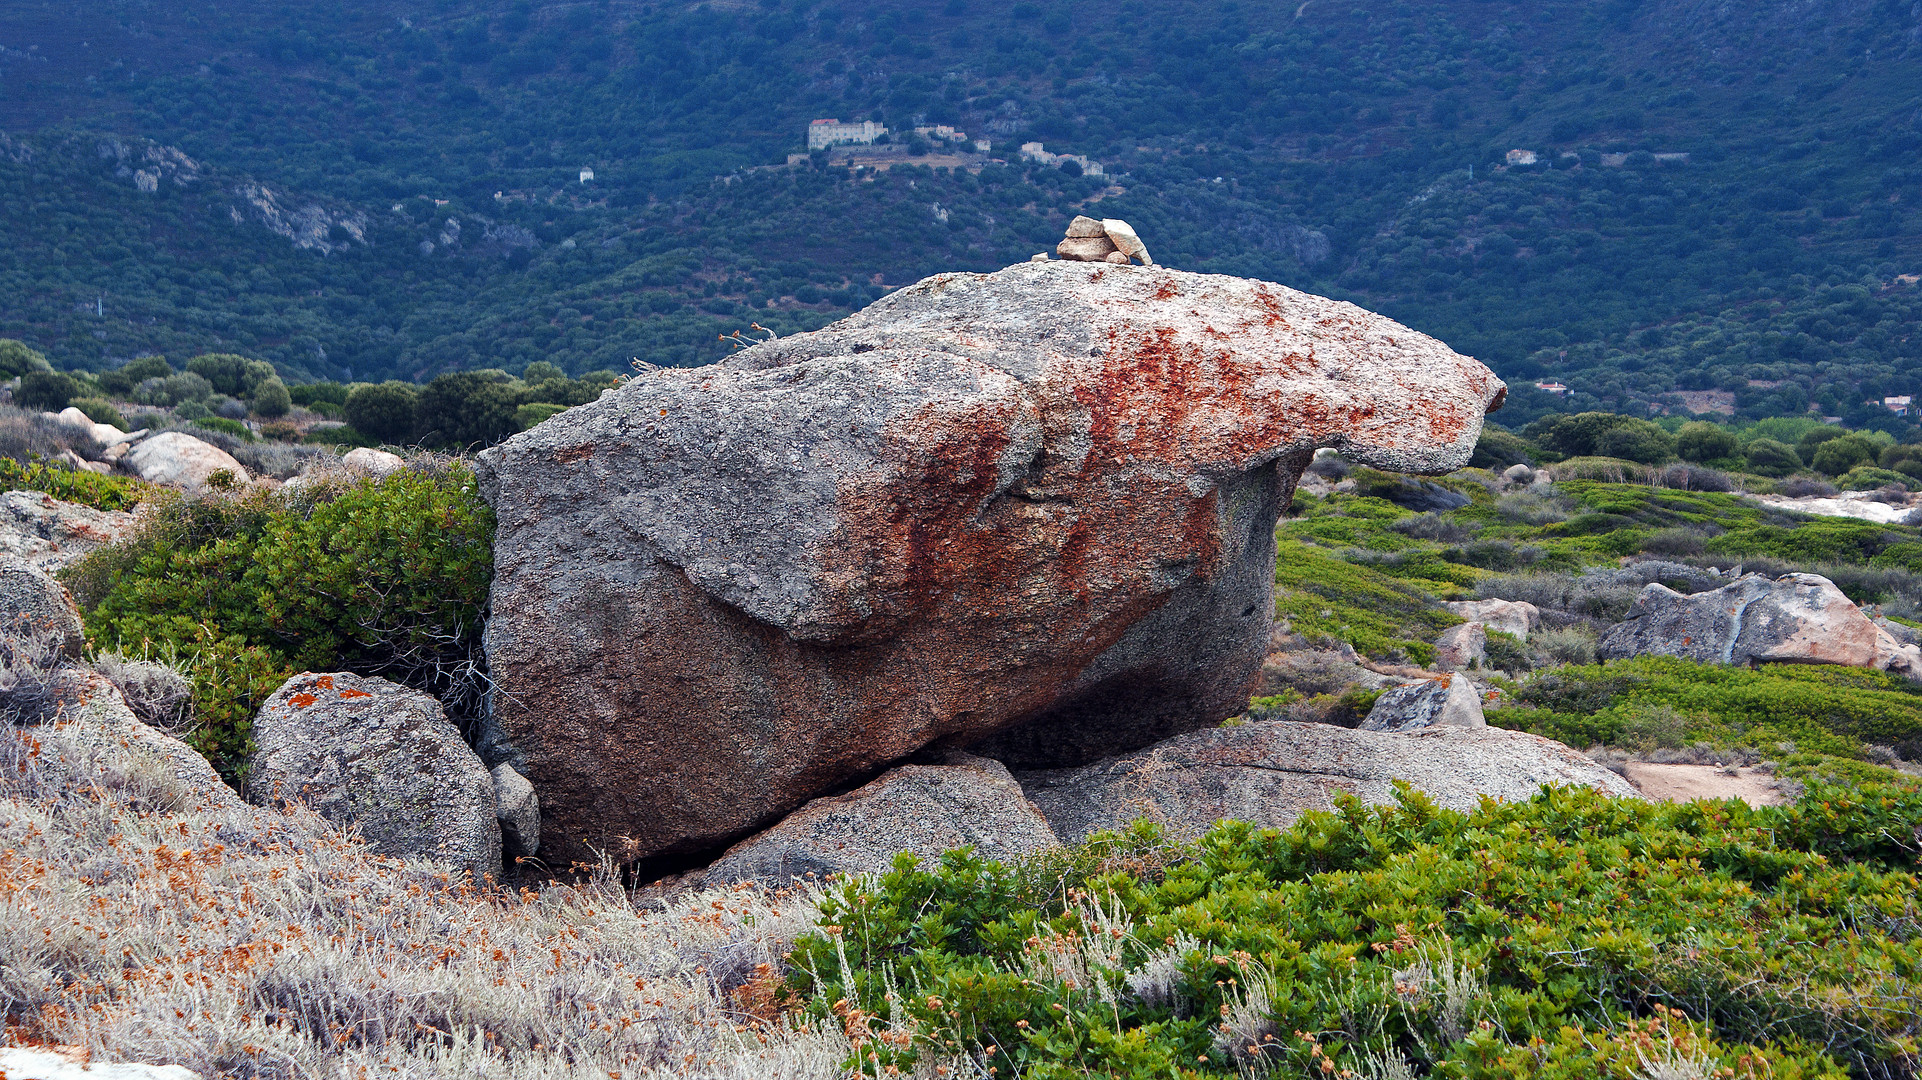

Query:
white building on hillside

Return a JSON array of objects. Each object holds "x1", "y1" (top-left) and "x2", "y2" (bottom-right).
[
  {"x1": 579, "y1": 167, "x2": 595, "y2": 183},
  {"x1": 808, "y1": 118, "x2": 888, "y2": 150},
  {"x1": 1018, "y1": 141, "x2": 1104, "y2": 176}
]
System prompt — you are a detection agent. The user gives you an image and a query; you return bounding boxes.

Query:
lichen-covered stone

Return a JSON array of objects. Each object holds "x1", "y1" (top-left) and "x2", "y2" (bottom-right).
[
  {"x1": 246, "y1": 673, "x2": 500, "y2": 880},
  {"x1": 478, "y1": 261, "x2": 1504, "y2": 864},
  {"x1": 1360, "y1": 673, "x2": 1485, "y2": 732},
  {"x1": 0, "y1": 554, "x2": 86, "y2": 658}
]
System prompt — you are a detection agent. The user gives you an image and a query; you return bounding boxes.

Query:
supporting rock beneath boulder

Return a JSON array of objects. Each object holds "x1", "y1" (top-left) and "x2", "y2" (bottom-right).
[
  {"x1": 1598, "y1": 572, "x2": 1922, "y2": 676},
  {"x1": 691, "y1": 754, "x2": 1059, "y2": 888},
  {"x1": 478, "y1": 260, "x2": 1505, "y2": 865},
  {"x1": 246, "y1": 673, "x2": 500, "y2": 881},
  {"x1": 1016, "y1": 720, "x2": 1637, "y2": 843}
]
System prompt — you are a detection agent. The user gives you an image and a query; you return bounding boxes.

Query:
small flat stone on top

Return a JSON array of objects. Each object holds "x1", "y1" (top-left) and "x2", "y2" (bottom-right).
[{"x1": 1064, "y1": 215, "x2": 1106, "y2": 238}]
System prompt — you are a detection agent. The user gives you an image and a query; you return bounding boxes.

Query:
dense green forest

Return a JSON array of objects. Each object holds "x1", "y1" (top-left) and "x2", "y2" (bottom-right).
[{"x1": 1, "y1": 0, "x2": 1918, "y2": 423}]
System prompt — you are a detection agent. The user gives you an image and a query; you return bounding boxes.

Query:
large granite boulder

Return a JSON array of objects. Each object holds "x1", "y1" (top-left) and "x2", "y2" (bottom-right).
[
  {"x1": 0, "y1": 554, "x2": 86, "y2": 658},
  {"x1": 692, "y1": 754, "x2": 1059, "y2": 888},
  {"x1": 1017, "y1": 720, "x2": 1639, "y2": 843},
  {"x1": 123, "y1": 431, "x2": 250, "y2": 491},
  {"x1": 478, "y1": 261, "x2": 1505, "y2": 864},
  {"x1": 0, "y1": 490, "x2": 137, "y2": 572},
  {"x1": 1598, "y1": 572, "x2": 1922, "y2": 675},
  {"x1": 1443, "y1": 598, "x2": 1540, "y2": 641},
  {"x1": 245, "y1": 672, "x2": 500, "y2": 880}
]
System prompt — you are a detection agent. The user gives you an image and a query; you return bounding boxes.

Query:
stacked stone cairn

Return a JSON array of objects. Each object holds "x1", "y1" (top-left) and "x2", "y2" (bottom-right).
[{"x1": 1039, "y1": 215, "x2": 1153, "y2": 265}]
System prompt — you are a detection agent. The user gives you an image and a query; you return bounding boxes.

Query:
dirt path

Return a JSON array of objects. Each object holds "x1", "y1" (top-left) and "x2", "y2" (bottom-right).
[{"x1": 1622, "y1": 763, "x2": 1787, "y2": 808}]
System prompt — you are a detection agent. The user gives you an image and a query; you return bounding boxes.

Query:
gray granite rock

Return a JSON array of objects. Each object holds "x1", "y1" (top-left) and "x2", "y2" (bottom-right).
[
  {"x1": 0, "y1": 489, "x2": 136, "y2": 572},
  {"x1": 696, "y1": 754, "x2": 1058, "y2": 887},
  {"x1": 246, "y1": 672, "x2": 500, "y2": 880},
  {"x1": 0, "y1": 554, "x2": 86, "y2": 658},
  {"x1": 1598, "y1": 572, "x2": 1921, "y2": 676},
  {"x1": 1360, "y1": 673, "x2": 1485, "y2": 732},
  {"x1": 1018, "y1": 720, "x2": 1639, "y2": 843}
]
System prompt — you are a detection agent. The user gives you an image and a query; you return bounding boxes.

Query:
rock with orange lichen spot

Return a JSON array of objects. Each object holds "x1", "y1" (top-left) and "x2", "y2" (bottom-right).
[
  {"x1": 476, "y1": 260, "x2": 1505, "y2": 865},
  {"x1": 246, "y1": 672, "x2": 502, "y2": 880}
]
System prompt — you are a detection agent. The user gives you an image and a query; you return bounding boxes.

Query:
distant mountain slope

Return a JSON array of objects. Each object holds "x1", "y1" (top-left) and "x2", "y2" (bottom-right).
[{"x1": 0, "y1": 0, "x2": 1917, "y2": 423}]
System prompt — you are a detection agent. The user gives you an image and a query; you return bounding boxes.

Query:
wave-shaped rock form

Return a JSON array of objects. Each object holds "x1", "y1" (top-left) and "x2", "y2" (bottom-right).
[{"x1": 478, "y1": 261, "x2": 1504, "y2": 864}]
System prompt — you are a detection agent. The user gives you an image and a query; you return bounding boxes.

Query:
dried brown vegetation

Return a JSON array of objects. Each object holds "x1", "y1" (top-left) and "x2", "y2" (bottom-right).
[{"x1": 0, "y1": 710, "x2": 955, "y2": 1079}]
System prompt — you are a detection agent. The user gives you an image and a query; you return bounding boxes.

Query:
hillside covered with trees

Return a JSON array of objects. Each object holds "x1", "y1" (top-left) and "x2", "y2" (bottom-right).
[{"x1": 0, "y1": 0, "x2": 1918, "y2": 424}]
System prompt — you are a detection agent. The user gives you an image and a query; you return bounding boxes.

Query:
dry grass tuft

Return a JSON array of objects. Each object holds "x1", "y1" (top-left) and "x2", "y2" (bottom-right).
[{"x1": 0, "y1": 714, "x2": 899, "y2": 1079}]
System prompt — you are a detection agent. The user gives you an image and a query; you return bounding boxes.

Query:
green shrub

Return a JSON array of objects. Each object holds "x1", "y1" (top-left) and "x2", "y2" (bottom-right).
[
  {"x1": 1594, "y1": 418, "x2": 1675, "y2": 463},
  {"x1": 180, "y1": 627, "x2": 294, "y2": 775},
  {"x1": 1674, "y1": 420, "x2": 1739, "y2": 463},
  {"x1": 0, "y1": 339, "x2": 53, "y2": 378},
  {"x1": 1273, "y1": 536, "x2": 1461, "y2": 664},
  {"x1": 0, "y1": 458, "x2": 147, "y2": 511},
  {"x1": 65, "y1": 466, "x2": 495, "y2": 774},
  {"x1": 304, "y1": 423, "x2": 378, "y2": 447},
  {"x1": 250, "y1": 376, "x2": 292, "y2": 417},
  {"x1": 1494, "y1": 656, "x2": 1922, "y2": 757},
  {"x1": 16, "y1": 370, "x2": 82, "y2": 411},
  {"x1": 789, "y1": 781, "x2": 1919, "y2": 1079},
  {"x1": 185, "y1": 353, "x2": 276, "y2": 398},
  {"x1": 190, "y1": 416, "x2": 255, "y2": 441},
  {"x1": 1837, "y1": 465, "x2": 1906, "y2": 490},
  {"x1": 344, "y1": 380, "x2": 420, "y2": 443},
  {"x1": 1466, "y1": 425, "x2": 1535, "y2": 469},
  {"x1": 415, "y1": 371, "x2": 518, "y2": 448},
  {"x1": 289, "y1": 380, "x2": 350, "y2": 408},
  {"x1": 66, "y1": 397, "x2": 127, "y2": 431},
  {"x1": 1811, "y1": 434, "x2": 1878, "y2": 475},
  {"x1": 1741, "y1": 437, "x2": 1801, "y2": 476},
  {"x1": 513, "y1": 402, "x2": 567, "y2": 430}
]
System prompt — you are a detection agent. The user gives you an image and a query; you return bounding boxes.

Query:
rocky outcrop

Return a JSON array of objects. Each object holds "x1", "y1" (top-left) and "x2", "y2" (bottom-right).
[
  {"x1": 1434, "y1": 622, "x2": 1487, "y2": 671},
  {"x1": 1056, "y1": 215, "x2": 1152, "y2": 265},
  {"x1": 123, "y1": 432, "x2": 251, "y2": 492},
  {"x1": 343, "y1": 446, "x2": 406, "y2": 476},
  {"x1": 245, "y1": 673, "x2": 500, "y2": 880},
  {"x1": 0, "y1": 555, "x2": 86, "y2": 658},
  {"x1": 1598, "y1": 572, "x2": 1922, "y2": 675},
  {"x1": 51, "y1": 674, "x2": 247, "y2": 814},
  {"x1": 479, "y1": 261, "x2": 1505, "y2": 864},
  {"x1": 1360, "y1": 673, "x2": 1485, "y2": 732},
  {"x1": 0, "y1": 490, "x2": 136, "y2": 571},
  {"x1": 693, "y1": 754, "x2": 1059, "y2": 887},
  {"x1": 0, "y1": 1047, "x2": 197, "y2": 1080},
  {"x1": 1443, "y1": 598, "x2": 1539, "y2": 640},
  {"x1": 1017, "y1": 720, "x2": 1638, "y2": 842}
]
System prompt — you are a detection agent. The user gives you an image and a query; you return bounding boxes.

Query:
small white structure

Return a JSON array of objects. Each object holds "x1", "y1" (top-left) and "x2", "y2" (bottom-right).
[
  {"x1": 1535, "y1": 381, "x2": 1571, "y2": 397},
  {"x1": 1885, "y1": 395, "x2": 1912, "y2": 417},
  {"x1": 1018, "y1": 142, "x2": 1104, "y2": 176},
  {"x1": 808, "y1": 118, "x2": 888, "y2": 150},
  {"x1": 973, "y1": 139, "x2": 992, "y2": 154},
  {"x1": 579, "y1": 167, "x2": 595, "y2": 183},
  {"x1": 1505, "y1": 149, "x2": 1539, "y2": 166}
]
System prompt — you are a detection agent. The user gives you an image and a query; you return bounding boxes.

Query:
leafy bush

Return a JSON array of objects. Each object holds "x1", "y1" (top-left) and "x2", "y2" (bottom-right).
[
  {"x1": 1811, "y1": 434, "x2": 1878, "y2": 475},
  {"x1": 16, "y1": 370, "x2": 82, "y2": 411},
  {"x1": 0, "y1": 458, "x2": 146, "y2": 511},
  {"x1": 344, "y1": 380, "x2": 420, "y2": 443},
  {"x1": 97, "y1": 355, "x2": 172, "y2": 396},
  {"x1": 790, "y1": 781, "x2": 1921, "y2": 1078},
  {"x1": 190, "y1": 416, "x2": 255, "y2": 442},
  {"x1": 0, "y1": 338, "x2": 53, "y2": 378},
  {"x1": 184, "y1": 353, "x2": 276, "y2": 398},
  {"x1": 1527, "y1": 412, "x2": 1672, "y2": 463},
  {"x1": 1273, "y1": 536, "x2": 1462, "y2": 664},
  {"x1": 249, "y1": 377, "x2": 292, "y2": 417},
  {"x1": 1495, "y1": 656, "x2": 1922, "y2": 758},
  {"x1": 304, "y1": 423, "x2": 378, "y2": 447},
  {"x1": 415, "y1": 371, "x2": 519, "y2": 448},
  {"x1": 1741, "y1": 437, "x2": 1801, "y2": 476},
  {"x1": 514, "y1": 401, "x2": 567, "y2": 430},
  {"x1": 289, "y1": 381, "x2": 350, "y2": 409},
  {"x1": 66, "y1": 397, "x2": 127, "y2": 431},
  {"x1": 65, "y1": 465, "x2": 495, "y2": 773},
  {"x1": 1594, "y1": 418, "x2": 1675, "y2": 464},
  {"x1": 1674, "y1": 420, "x2": 1739, "y2": 463},
  {"x1": 135, "y1": 371, "x2": 215, "y2": 407}
]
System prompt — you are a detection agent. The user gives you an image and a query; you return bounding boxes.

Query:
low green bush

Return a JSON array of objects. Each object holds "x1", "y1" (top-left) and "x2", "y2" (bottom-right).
[
  {"x1": 303, "y1": 423, "x2": 378, "y2": 447},
  {"x1": 789, "y1": 780, "x2": 1920, "y2": 1079},
  {"x1": 1273, "y1": 536, "x2": 1462, "y2": 664},
  {"x1": 66, "y1": 397, "x2": 127, "y2": 431},
  {"x1": 0, "y1": 458, "x2": 147, "y2": 511},
  {"x1": 1494, "y1": 656, "x2": 1922, "y2": 758},
  {"x1": 65, "y1": 465, "x2": 495, "y2": 775},
  {"x1": 189, "y1": 416, "x2": 255, "y2": 442}
]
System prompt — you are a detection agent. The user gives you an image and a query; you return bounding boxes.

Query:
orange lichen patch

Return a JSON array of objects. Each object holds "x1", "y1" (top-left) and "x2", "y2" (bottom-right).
[
  {"x1": 313, "y1": 676, "x2": 336, "y2": 690},
  {"x1": 339, "y1": 689, "x2": 373, "y2": 700},
  {"x1": 288, "y1": 693, "x2": 318, "y2": 709},
  {"x1": 1153, "y1": 280, "x2": 1178, "y2": 301}
]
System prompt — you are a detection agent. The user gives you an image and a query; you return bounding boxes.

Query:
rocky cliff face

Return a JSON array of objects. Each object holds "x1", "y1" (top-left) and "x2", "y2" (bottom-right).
[{"x1": 478, "y1": 261, "x2": 1504, "y2": 865}]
